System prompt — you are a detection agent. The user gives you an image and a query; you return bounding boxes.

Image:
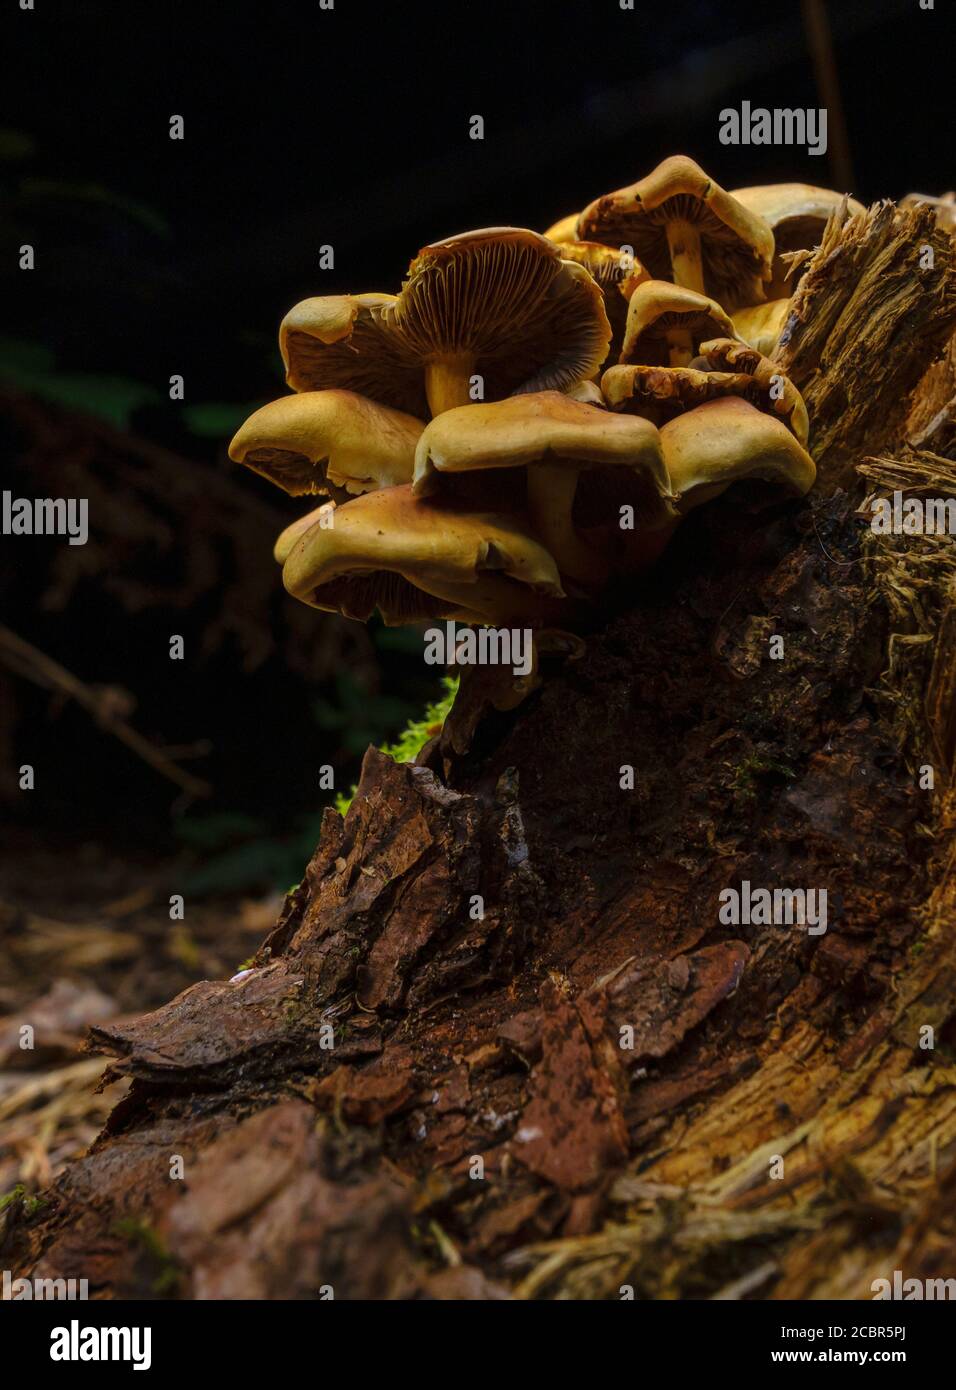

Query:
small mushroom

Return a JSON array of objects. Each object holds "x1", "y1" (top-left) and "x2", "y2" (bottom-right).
[
  {"x1": 413, "y1": 391, "x2": 672, "y2": 585},
  {"x1": 278, "y1": 483, "x2": 568, "y2": 627},
  {"x1": 228, "y1": 390, "x2": 424, "y2": 499},
  {"x1": 578, "y1": 155, "x2": 774, "y2": 310},
  {"x1": 731, "y1": 299, "x2": 794, "y2": 357},
  {"x1": 731, "y1": 183, "x2": 866, "y2": 298},
  {"x1": 387, "y1": 228, "x2": 611, "y2": 415},
  {"x1": 659, "y1": 396, "x2": 816, "y2": 513},
  {"x1": 620, "y1": 280, "x2": 737, "y2": 369},
  {"x1": 280, "y1": 230, "x2": 611, "y2": 420}
]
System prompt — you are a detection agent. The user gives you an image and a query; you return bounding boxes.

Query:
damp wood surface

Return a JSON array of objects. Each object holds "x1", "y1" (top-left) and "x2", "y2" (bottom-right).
[{"x1": 4, "y1": 202, "x2": 956, "y2": 1300}]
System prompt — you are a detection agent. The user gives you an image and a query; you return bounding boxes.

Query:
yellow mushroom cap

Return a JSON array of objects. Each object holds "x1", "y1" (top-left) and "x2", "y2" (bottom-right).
[
  {"x1": 620, "y1": 280, "x2": 737, "y2": 365},
  {"x1": 696, "y1": 338, "x2": 809, "y2": 445},
  {"x1": 602, "y1": 362, "x2": 756, "y2": 417},
  {"x1": 578, "y1": 155, "x2": 774, "y2": 308},
  {"x1": 730, "y1": 182, "x2": 866, "y2": 250},
  {"x1": 413, "y1": 390, "x2": 667, "y2": 493},
  {"x1": 412, "y1": 391, "x2": 673, "y2": 588},
  {"x1": 228, "y1": 390, "x2": 424, "y2": 498},
  {"x1": 731, "y1": 299, "x2": 794, "y2": 358},
  {"x1": 555, "y1": 240, "x2": 645, "y2": 295},
  {"x1": 278, "y1": 483, "x2": 566, "y2": 627},
  {"x1": 280, "y1": 293, "x2": 426, "y2": 416},
  {"x1": 542, "y1": 211, "x2": 581, "y2": 244},
  {"x1": 659, "y1": 396, "x2": 816, "y2": 512},
  {"x1": 731, "y1": 183, "x2": 866, "y2": 300},
  {"x1": 556, "y1": 240, "x2": 648, "y2": 353},
  {"x1": 274, "y1": 502, "x2": 336, "y2": 564}
]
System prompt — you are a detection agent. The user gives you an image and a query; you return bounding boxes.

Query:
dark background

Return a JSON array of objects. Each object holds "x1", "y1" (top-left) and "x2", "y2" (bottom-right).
[{"x1": 1, "y1": 0, "x2": 951, "y2": 885}]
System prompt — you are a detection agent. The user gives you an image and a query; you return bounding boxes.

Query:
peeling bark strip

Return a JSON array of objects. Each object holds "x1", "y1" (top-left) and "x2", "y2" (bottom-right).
[
  {"x1": 775, "y1": 203, "x2": 956, "y2": 489},
  {"x1": 7, "y1": 204, "x2": 956, "y2": 1299}
]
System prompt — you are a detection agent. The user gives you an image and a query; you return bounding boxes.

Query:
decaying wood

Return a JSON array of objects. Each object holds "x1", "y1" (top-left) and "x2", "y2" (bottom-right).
[
  {"x1": 5, "y1": 206, "x2": 956, "y2": 1300},
  {"x1": 775, "y1": 202, "x2": 956, "y2": 489}
]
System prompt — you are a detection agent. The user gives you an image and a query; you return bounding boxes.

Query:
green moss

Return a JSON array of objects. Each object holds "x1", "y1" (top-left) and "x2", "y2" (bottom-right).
[
  {"x1": 334, "y1": 675, "x2": 459, "y2": 815},
  {"x1": 0, "y1": 1183, "x2": 26, "y2": 1213}
]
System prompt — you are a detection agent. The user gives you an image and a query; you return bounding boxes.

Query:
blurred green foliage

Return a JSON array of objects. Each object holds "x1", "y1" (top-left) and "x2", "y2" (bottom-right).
[
  {"x1": 0, "y1": 334, "x2": 161, "y2": 428},
  {"x1": 176, "y1": 674, "x2": 459, "y2": 895}
]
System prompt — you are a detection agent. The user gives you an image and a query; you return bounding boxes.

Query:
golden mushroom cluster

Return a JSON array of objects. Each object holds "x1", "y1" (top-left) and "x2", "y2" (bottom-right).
[{"x1": 230, "y1": 156, "x2": 853, "y2": 632}]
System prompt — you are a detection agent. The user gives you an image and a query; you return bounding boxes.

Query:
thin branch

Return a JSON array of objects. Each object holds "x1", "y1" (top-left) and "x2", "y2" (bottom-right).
[{"x1": 0, "y1": 623, "x2": 211, "y2": 799}]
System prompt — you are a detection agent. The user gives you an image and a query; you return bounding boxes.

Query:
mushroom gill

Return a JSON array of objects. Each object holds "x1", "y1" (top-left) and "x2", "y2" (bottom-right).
[
  {"x1": 578, "y1": 155, "x2": 775, "y2": 311},
  {"x1": 229, "y1": 390, "x2": 424, "y2": 498}
]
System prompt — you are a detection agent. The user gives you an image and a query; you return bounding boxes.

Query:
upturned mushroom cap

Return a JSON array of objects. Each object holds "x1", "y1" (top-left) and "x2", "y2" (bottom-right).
[
  {"x1": 697, "y1": 338, "x2": 809, "y2": 444},
  {"x1": 278, "y1": 483, "x2": 567, "y2": 627},
  {"x1": 578, "y1": 156, "x2": 774, "y2": 309},
  {"x1": 603, "y1": 339, "x2": 809, "y2": 446},
  {"x1": 731, "y1": 299, "x2": 794, "y2": 357},
  {"x1": 280, "y1": 293, "x2": 426, "y2": 417},
  {"x1": 385, "y1": 227, "x2": 612, "y2": 415},
  {"x1": 659, "y1": 397, "x2": 816, "y2": 513},
  {"x1": 731, "y1": 184, "x2": 865, "y2": 298},
  {"x1": 620, "y1": 280, "x2": 737, "y2": 366},
  {"x1": 602, "y1": 363, "x2": 757, "y2": 421},
  {"x1": 228, "y1": 390, "x2": 424, "y2": 498},
  {"x1": 412, "y1": 391, "x2": 672, "y2": 584}
]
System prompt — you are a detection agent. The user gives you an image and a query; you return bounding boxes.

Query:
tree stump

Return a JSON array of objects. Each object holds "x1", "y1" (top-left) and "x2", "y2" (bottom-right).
[{"x1": 5, "y1": 202, "x2": 956, "y2": 1301}]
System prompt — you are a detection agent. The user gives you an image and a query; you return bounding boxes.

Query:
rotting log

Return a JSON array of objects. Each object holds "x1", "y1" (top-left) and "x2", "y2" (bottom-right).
[{"x1": 4, "y1": 204, "x2": 956, "y2": 1301}]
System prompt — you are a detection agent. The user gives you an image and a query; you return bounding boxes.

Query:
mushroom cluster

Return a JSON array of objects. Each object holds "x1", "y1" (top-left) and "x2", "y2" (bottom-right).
[{"x1": 230, "y1": 157, "x2": 846, "y2": 634}]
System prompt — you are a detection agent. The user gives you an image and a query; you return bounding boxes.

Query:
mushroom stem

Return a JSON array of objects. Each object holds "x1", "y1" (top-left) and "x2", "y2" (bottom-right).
[
  {"x1": 665, "y1": 218, "x2": 705, "y2": 294},
  {"x1": 526, "y1": 466, "x2": 608, "y2": 586},
  {"x1": 664, "y1": 329, "x2": 695, "y2": 368},
  {"x1": 425, "y1": 355, "x2": 478, "y2": 416}
]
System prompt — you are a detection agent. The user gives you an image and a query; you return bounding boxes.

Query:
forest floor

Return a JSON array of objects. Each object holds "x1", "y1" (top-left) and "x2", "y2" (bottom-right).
[{"x1": 0, "y1": 834, "x2": 277, "y2": 1201}]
